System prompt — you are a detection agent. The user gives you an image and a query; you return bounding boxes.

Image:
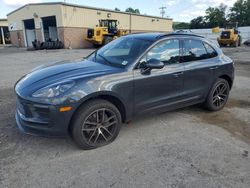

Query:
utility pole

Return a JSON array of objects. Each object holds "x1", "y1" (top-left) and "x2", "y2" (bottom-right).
[{"x1": 159, "y1": 6, "x2": 167, "y2": 18}]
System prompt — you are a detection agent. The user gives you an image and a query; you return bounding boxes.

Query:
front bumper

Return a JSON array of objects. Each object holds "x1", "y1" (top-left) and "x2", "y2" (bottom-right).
[{"x1": 15, "y1": 96, "x2": 75, "y2": 138}]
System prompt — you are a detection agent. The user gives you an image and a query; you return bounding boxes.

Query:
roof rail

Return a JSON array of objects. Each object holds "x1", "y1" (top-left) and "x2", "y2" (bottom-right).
[{"x1": 157, "y1": 31, "x2": 205, "y2": 39}]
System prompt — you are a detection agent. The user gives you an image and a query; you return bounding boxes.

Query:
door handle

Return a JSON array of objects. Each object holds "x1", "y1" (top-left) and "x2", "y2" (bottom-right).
[
  {"x1": 210, "y1": 66, "x2": 219, "y2": 70},
  {"x1": 173, "y1": 72, "x2": 183, "y2": 77}
]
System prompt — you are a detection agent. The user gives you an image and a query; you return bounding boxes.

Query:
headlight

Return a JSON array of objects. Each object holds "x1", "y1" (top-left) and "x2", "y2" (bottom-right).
[{"x1": 32, "y1": 80, "x2": 75, "y2": 98}]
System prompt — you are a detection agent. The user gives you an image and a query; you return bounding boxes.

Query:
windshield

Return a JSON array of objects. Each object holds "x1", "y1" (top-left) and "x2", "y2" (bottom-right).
[
  {"x1": 100, "y1": 20, "x2": 117, "y2": 28},
  {"x1": 87, "y1": 37, "x2": 153, "y2": 68}
]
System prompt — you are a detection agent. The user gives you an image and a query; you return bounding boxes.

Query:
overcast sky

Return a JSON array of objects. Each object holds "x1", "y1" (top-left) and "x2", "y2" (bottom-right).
[{"x1": 0, "y1": 0, "x2": 238, "y2": 22}]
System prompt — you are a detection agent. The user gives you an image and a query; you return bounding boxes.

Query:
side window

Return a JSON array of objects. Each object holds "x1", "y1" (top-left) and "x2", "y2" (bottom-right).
[
  {"x1": 203, "y1": 42, "x2": 218, "y2": 58},
  {"x1": 146, "y1": 39, "x2": 180, "y2": 65},
  {"x1": 182, "y1": 39, "x2": 208, "y2": 62}
]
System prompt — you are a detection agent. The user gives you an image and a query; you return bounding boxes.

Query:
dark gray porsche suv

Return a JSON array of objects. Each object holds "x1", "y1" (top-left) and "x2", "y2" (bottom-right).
[{"x1": 15, "y1": 32, "x2": 234, "y2": 149}]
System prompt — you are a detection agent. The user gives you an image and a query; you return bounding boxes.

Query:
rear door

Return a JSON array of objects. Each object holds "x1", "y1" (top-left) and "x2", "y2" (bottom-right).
[{"x1": 181, "y1": 38, "x2": 220, "y2": 101}]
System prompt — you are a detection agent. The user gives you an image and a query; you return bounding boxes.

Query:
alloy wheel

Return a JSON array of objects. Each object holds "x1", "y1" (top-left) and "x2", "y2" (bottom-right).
[
  {"x1": 81, "y1": 108, "x2": 118, "y2": 147},
  {"x1": 212, "y1": 82, "x2": 229, "y2": 108}
]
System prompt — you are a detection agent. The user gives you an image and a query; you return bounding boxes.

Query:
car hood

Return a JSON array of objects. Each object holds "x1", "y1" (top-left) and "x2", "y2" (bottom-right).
[{"x1": 15, "y1": 59, "x2": 122, "y2": 95}]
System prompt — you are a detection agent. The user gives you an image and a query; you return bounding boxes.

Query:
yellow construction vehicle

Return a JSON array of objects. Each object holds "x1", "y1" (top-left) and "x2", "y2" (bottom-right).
[
  {"x1": 86, "y1": 19, "x2": 128, "y2": 47},
  {"x1": 217, "y1": 27, "x2": 242, "y2": 47},
  {"x1": 212, "y1": 27, "x2": 220, "y2": 33}
]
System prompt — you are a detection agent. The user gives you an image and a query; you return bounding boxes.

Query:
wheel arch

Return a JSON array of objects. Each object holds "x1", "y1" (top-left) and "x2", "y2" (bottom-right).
[{"x1": 219, "y1": 74, "x2": 233, "y2": 89}]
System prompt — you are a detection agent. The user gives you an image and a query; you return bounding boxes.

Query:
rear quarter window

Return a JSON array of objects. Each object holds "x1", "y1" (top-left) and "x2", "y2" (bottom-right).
[
  {"x1": 182, "y1": 39, "x2": 208, "y2": 62},
  {"x1": 203, "y1": 42, "x2": 218, "y2": 58}
]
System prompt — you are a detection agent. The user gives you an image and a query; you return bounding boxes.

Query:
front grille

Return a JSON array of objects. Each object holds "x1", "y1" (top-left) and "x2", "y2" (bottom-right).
[
  {"x1": 221, "y1": 31, "x2": 230, "y2": 39},
  {"x1": 33, "y1": 105, "x2": 49, "y2": 120},
  {"x1": 96, "y1": 30, "x2": 101, "y2": 36},
  {"x1": 17, "y1": 97, "x2": 50, "y2": 121},
  {"x1": 17, "y1": 99, "x2": 33, "y2": 118},
  {"x1": 87, "y1": 29, "x2": 94, "y2": 38}
]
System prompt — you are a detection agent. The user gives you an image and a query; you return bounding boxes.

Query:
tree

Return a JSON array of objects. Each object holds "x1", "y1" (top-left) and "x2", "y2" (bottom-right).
[
  {"x1": 205, "y1": 4, "x2": 227, "y2": 28},
  {"x1": 174, "y1": 22, "x2": 190, "y2": 29},
  {"x1": 114, "y1": 8, "x2": 120, "y2": 11},
  {"x1": 229, "y1": 0, "x2": 250, "y2": 26},
  {"x1": 190, "y1": 16, "x2": 206, "y2": 29},
  {"x1": 189, "y1": 0, "x2": 250, "y2": 29},
  {"x1": 125, "y1": 7, "x2": 140, "y2": 14},
  {"x1": 189, "y1": 3, "x2": 228, "y2": 29}
]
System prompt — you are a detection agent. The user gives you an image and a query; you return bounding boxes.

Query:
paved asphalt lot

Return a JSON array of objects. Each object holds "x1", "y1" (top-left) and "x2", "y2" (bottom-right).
[{"x1": 0, "y1": 46, "x2": 249, "y2": 188}]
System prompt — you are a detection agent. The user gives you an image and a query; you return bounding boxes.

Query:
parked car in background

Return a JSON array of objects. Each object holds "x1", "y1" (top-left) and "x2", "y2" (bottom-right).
[{"x1": 15, "y1": 32, "x2": 234, "y2": 149}]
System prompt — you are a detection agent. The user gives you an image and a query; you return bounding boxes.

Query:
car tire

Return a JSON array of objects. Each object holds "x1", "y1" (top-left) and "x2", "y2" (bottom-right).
[
  {"x1": 204, "y1": 78, "x2": 230, "y2": 111},
  {"x1": 233, "y1": 40, "x2": 238, "y2": 47},
  {"x1": 71, "y1": 99, "x2": 122, "y2": 150}
]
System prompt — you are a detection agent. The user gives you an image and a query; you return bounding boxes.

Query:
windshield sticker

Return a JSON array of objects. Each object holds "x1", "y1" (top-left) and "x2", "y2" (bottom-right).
[{"x1": 122, "y1": 61, "x2": 128, "y2": 65}]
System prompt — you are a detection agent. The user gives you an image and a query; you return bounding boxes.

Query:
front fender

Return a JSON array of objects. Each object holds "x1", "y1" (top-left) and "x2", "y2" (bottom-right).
[{"x1": 71, "y1": 90, "x2": 131, "y2": 122}]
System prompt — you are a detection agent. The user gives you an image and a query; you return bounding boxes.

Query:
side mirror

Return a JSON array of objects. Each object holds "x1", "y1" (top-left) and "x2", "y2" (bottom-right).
[{"x1": 146, "y1": 59, "x2": 164, "y2": 69}]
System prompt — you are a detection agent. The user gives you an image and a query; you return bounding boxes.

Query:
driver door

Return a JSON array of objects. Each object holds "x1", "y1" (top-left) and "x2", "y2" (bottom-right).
[{"x1": 133, "y1": 39, "x2": 184, "y2": 114}]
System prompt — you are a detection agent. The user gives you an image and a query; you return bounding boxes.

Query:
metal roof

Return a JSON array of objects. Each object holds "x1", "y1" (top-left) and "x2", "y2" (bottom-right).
[{"x1": 7, "y1": 2, "x2": 172, "y2": 21}]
